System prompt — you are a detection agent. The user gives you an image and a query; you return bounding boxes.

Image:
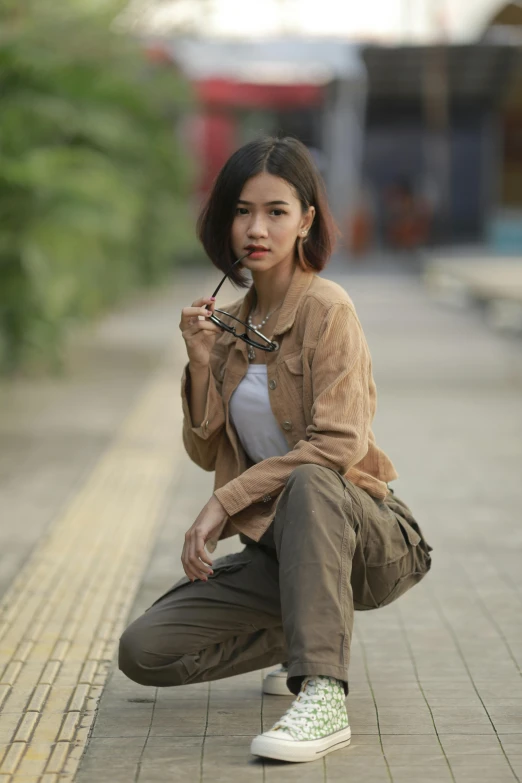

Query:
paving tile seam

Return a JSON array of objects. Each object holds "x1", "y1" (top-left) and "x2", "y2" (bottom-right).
[
  {"x1": 354, "y1": 632, "x2": 395, "y2": 782},
  {"x1": 451, "y1": 553, "x2": 522, "y2": 678},
  {"x1": 0, "y1": 360, "x2": 183, "y2": 780},
  {"x1": 425, "y1": 586, "x2": 522, "y2": 782},
  {"x1": 394, "y1": 603, "x2": 457, "y2": 783}
]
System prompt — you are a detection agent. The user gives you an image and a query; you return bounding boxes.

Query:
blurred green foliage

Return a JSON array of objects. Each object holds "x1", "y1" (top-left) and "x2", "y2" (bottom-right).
[{"x1": 0, "y1": 0, "x2": 197, "y2": 374}]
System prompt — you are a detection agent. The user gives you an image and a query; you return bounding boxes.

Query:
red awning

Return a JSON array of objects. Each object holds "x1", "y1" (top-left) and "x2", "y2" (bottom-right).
[{"x1": 195, "y1": 78, "x2": 324, "y2": 108}]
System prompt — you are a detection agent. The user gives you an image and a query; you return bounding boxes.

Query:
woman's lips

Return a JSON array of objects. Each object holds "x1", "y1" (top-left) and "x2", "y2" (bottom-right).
[{"x1": 246, "y1": 248, "x2": 269, "y2": 259}]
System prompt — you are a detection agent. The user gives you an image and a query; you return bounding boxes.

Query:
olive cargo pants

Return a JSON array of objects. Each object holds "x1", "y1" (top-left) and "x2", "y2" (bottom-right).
[{"x1": 119, "y1": 464, "x2": 433, "y2": 695}]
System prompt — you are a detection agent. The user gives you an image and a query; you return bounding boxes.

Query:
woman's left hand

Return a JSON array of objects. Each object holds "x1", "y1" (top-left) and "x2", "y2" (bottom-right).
[{"x1": 181, "y1": 495, "x2": 228, "y2": 582}]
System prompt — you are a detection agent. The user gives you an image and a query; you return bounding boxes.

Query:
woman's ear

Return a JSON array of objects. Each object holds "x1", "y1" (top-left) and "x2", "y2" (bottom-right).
[{"x1": 299, "y1": 206, "x2": 316, "y2": 237}]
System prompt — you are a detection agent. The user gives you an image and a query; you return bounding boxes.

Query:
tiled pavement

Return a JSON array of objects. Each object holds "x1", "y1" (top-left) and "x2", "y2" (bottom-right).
[{"x1": 1, "y1": 257, "x2": 522, "y2": 782}]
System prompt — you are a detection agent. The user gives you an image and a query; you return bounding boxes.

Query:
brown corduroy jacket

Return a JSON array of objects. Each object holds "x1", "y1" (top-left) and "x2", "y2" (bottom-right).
[{"x1": 181, "y1": 262, "x2": 398, "y2": 543}]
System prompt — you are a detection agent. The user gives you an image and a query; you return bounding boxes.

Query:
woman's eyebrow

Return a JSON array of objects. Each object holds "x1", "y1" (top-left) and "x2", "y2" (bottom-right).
[{"x1": 237, "y1": 199, "x2": 290, "y2": 206}]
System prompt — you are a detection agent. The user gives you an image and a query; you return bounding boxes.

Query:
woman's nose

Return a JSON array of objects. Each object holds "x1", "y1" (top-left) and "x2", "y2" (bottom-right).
[{"x1": 247, "y1": 216, "x2": 268, "y2": 238}]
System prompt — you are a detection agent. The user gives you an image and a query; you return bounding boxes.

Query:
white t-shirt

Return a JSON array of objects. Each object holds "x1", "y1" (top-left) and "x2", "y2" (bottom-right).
[{"x1": 229, "y1": 365, "x2": 291, "y2": 464}]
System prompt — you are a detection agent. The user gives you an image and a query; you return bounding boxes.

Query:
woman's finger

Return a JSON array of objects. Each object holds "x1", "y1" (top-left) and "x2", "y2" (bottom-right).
[
  {"x1": 186, "y1": 535, "x2": 213, "y2": 581},
  {"x1": 182, "y1": 322, "x2": 221, "y2": 339},
  {"x1": 182, "y1": 551, "x2": 202, "y2": 582},
  {"x1": 181, "y1": 545, "x2": 194, "y2": 581},
  {"x1": 181, "y1": 303, "x2": 216, "y2": 325},
  {"x1": 182, "y1": 535, "x2": 198, "y2": 581},
  {"x1": 191, "y1": 321, "x2": 221, "y2": 332},
  {"x1": 191, "y1": 297, "x2": 216, "y2": 308},
  {"x1": 195, "y1": 536, "x2": 213, "y2": 570},
  {"x1": 190, "y1": 554, "x2": 213, "y2": 580},
  {"x1": 195, "y1": 534, "x2": 213, "y2": 568}
]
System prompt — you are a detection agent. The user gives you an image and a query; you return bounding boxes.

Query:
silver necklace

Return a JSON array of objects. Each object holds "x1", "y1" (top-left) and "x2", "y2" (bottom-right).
[{"x1": 246, "y1": 300, "x2": 282, "y2": 361}]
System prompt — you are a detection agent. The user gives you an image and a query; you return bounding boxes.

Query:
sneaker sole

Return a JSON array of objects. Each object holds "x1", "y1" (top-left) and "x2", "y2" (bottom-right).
[
  {"x1": 262, "y1": 675, "x2": 291, "y2": 696},
  {"x1": 250, "y1": 726, "x2": 351, "y2": 763}
]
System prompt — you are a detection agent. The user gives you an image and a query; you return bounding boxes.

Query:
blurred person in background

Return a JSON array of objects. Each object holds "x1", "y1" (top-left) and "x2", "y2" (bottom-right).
[
  {"x1": 348, "y1": 184, "x2": 375, "y2": 258},
  {"x1": 383, "y1": 176, "x2": 432, "y2": 251},
  {"x1": 118, "y1": 137, "x2": 433, "y2": 764}
]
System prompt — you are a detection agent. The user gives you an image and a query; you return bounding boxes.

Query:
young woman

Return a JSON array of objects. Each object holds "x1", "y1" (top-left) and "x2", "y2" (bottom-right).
[{"x1": 118, "y1": 136, "x2": 433, "y2": 764}]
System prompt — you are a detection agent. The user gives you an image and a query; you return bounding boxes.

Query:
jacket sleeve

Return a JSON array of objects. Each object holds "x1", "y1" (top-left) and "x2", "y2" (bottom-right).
[
  {"x1": 213, "y1": 303, "x2": 371, "y2": 518},
  {"x1": 181, "y1": 361, "x2": 226, "y2": 472}
]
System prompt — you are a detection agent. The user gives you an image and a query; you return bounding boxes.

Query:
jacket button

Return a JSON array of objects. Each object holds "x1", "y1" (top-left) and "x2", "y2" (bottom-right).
[
  {"x1": 269, "y1": 380, "x2": 277, "y2": 390},
  {"x1": 282, "y1": 421, "x2": 292, "y2": 430}
]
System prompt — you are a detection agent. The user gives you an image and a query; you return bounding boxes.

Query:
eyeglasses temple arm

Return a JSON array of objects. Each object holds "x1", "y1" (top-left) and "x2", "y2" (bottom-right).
[{"x1": 210, "y1": 251, "x2": 252, "y2": 298}]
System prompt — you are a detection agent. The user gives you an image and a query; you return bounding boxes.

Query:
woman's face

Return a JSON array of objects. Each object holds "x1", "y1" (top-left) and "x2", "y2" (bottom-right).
[{"x1": 231, "y1": 172, "x2": 315, "y2": 269}]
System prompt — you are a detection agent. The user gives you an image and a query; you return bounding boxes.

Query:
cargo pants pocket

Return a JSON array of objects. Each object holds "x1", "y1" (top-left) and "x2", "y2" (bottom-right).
[
  {"x1": 147, "y1": 549, "x2": 253, "y2": 610},
  {"x1": 359, "y1": 494, "x2": 432, "y2": 610}
]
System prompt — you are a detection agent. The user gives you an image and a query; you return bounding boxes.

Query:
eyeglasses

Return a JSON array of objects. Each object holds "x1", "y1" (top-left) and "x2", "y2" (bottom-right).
[{"x1": 205, "y1": 251, "x2": 279, "y2": 353}]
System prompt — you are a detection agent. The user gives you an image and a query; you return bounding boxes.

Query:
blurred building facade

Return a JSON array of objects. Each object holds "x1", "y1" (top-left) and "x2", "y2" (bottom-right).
[
  {"x1": 482, "y1": 2, "x2": 522, "y2": 253},
  {"x1": 136, "y1": 0, "x2": 522, "y2": 254},
  {"x1": 154, "y1": 38, "x2": 367, "y2": 238},
  {"x1": 360, "y1": 41, "x2": 522, "y2": 249}
]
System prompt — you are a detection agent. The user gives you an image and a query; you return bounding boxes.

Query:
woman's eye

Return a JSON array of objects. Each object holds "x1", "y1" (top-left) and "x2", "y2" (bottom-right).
[{"x1": 235, "y1": 207, "x2": 286, "y2": 216}]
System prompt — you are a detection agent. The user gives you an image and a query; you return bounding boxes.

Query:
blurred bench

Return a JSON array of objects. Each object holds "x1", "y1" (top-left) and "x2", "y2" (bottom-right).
[{"x1": 424, "y1": 257, "x2": 522, "y2": 334}]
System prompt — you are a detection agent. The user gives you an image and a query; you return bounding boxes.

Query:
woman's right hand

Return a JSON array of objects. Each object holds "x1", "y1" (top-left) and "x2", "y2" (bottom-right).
[{"x1": 179, "y1": 296, "x2": 222, "y2": 368}]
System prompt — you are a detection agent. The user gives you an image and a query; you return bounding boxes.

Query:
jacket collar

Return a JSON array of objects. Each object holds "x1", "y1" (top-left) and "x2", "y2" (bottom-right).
[{"x1": 235, "y1": 262, "x2": 316, "y2": 344}]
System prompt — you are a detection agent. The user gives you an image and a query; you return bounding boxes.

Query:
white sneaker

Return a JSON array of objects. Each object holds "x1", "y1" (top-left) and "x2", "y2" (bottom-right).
[
  {"x1": 251, "y1": 675, "x2": 351, "y2": 763},
  {"x1": 263, "y1": 664, "x2": 291, "y2": 695}
]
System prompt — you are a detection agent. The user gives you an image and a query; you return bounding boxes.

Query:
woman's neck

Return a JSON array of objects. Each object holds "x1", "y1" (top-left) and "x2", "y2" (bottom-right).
[{"x1": 251, "y1": 261, "x2": 296, "y2": 320}]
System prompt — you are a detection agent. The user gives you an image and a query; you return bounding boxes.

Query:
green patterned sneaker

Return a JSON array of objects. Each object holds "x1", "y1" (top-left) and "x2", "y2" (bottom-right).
[{"x1": 251, "y1": 675, "x2": 351, "y2": 762}]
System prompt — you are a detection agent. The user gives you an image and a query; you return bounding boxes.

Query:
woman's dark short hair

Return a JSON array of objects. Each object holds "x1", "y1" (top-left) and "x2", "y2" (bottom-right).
[{"x1": 196, "y1": 136, "x2": 338, "y2": 288}]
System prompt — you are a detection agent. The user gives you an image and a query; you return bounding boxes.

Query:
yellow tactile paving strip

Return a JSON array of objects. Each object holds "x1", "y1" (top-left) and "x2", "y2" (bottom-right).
[{"x1": 0, "y1": 355, "x2": 182, "y2": 782}]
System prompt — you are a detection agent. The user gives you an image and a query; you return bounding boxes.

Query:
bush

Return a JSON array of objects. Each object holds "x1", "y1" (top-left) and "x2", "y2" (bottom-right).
[{"x1": 0, "y1": 0, "x2": 197, "y2": 373}]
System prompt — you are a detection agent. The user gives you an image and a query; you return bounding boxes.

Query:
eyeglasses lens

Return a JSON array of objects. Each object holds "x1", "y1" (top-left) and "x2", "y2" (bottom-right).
[{"x1": 212, "y1": 311, "x2": 272, "y2": 350}]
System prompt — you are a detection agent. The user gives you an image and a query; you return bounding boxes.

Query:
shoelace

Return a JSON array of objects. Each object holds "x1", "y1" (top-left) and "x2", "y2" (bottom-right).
[{"x1": 273, "y1": 678, "x2": 335, "y2": 732}]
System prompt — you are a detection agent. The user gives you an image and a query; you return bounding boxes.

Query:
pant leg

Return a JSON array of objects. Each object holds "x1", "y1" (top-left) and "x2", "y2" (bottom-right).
[
  {"x1": 118, "y1": 546, "x2": 286, "y2": 687},
  {"x1": 271, "y1": 464, "x2": 432, "y2": 695},
  {"x1": 272, "y1": 464, "x2": 357, "y2": 694},
  {"x1": 119, "y1": 464, "x2": 432, "y2": 694}
]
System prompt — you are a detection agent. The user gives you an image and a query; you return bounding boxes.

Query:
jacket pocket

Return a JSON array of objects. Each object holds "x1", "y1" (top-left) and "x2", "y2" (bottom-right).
[
  {"x1": 281, "y1": 353, "x2": 304, "y2": 408},
  {"x1": 283, "y1": 353, "x2": 304, "y2": 375}
]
